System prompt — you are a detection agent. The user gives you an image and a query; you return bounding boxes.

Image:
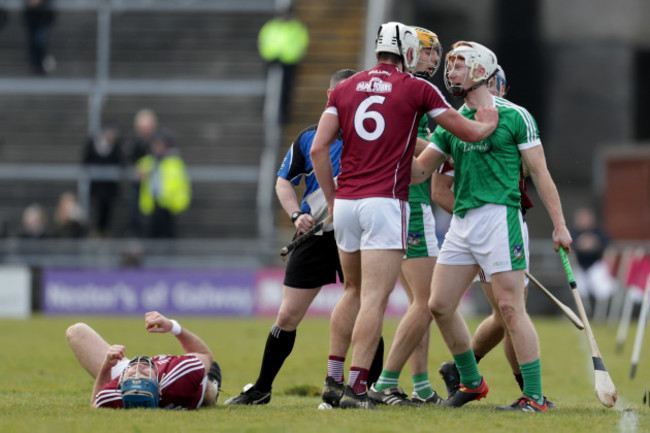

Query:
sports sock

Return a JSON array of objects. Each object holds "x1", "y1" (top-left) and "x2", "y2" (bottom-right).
[
  {"x1": 254, "y1": 325, "x2": 296, "y2": 392},
  {"x1": 348, "y1": 366, "x2": 369, "y2": 395},
  {"x1": 513, "y1": 372, "x2": 524, "y2": 391},
  {"x1": 327, "y1": 355, "x2": 345, "y2": 383},
  {"x1": 368, "y1": 336, "x2": 384, "y2": 387},
  {"x1": 520, "y1": 358, "x2": 544, "y2": 405},
  {"x1": 374, "y1": 369, "x2": 399, "y2": 391},
  {"x1": 452, "y1": 349, "x2": 482, "y2": 389},
  {"x1": 412, "y1": 372, "x2": 434, "y2": 399}
]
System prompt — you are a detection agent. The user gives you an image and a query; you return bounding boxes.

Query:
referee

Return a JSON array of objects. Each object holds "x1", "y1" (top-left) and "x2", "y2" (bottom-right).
[{"x1": 224, "y1": 69, "x2": 383, "y2": 406}]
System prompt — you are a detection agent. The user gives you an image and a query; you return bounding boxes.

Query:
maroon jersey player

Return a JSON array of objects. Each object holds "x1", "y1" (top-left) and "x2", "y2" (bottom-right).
[{"x1": 311, "y1": 21, "x2": 498, "y2": 409}]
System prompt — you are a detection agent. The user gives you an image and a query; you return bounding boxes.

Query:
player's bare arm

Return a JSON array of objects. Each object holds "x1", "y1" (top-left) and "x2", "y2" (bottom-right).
[
  {"x1": 411, "y1": 145, "x2": 446, "y2": 185},
  {"x1": 433, "y1": 106, "x2": 498, "y2": 143},
  {"x1": 91, "y1": 345, "x2": 125, "y2": 407},
  {"x1": 145, "y1": 311, "x2": 213, "y2": 372},
  {"x1": 520, "y1": 145, "x2": 573, "y2": 252},
  {"x1": 414, "y1": 136, "x2": 430, "y2": 156},
  {"x1": 275, "y1": 177, "x2": 315, "y2": 233},
  {"x1": 310, "y1": 112, "x2": 339, "y2": 211},
  {"x1": 431, "y1": 172, "x2": 455, "y2": 214}
]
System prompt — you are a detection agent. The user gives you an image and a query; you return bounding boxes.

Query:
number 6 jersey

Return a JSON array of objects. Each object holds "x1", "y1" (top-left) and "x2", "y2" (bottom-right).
[{"x1": 324, "y1": 63, "x2": 450, "y2": 201}]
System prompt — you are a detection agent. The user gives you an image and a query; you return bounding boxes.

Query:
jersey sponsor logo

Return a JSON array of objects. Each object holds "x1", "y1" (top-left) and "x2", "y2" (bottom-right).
[
  {"x1": 461, "y1": 140, "x2": 492, "y2": 153},
  {"x1": 356, "y1": 77, "x2": 392, "y2": 93}
]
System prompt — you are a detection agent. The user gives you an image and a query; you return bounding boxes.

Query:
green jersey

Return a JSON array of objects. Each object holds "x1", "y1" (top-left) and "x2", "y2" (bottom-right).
[
  {"x1": 430, "y1": 96, "x2": 540, "y2": 217},
  {"x1": 408, "y1": 115, "x2": 432, "y2": 204}
]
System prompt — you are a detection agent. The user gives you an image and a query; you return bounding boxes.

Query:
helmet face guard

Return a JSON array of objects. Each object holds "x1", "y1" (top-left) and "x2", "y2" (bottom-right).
[
  {"x1": 412, "y1": 26, "x2": 442, "y2": 79},
  {"x1": 444, "y1": 42, "x2": 498, "y2": 99},
  {"x1": 120, "y1": 356, "x2": 160, "y2": 409}
]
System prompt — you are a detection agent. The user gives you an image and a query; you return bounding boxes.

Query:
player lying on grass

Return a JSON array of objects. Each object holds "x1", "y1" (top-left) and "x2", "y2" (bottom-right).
[{"x1": 66, "y1": 311, "x2": 222, "y2": 409}]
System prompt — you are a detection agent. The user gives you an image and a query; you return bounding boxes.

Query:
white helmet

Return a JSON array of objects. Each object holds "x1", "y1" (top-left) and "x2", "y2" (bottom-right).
[
  {"x1": 375, "y1": 22, "x2": 420, "y2": 72},
  {"x1": 444, "y1": 41, "x2": 498, "y2": 98}
]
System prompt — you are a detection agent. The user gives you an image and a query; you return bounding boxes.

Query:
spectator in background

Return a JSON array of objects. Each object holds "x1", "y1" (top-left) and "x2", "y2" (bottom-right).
[
  {"x1": 258, "y1": 3, "x2": 309, "y2": 124},
  {"x1": 82, "y1": 123, "x2": 123, "y2": 237},
  {"x1": 571, "y1": 206, "x2": 616, "y2": 320},
  {"x1": 19, "y1": 203, "x2": 48, "y2": 238},
  {"x1": 136, "y1": 130, "x2": 191, "y2": 238},
  {"x1": 124, "y1": 108, "x2": 159, "y2": 236},
  {"x1": 23, "y1": 0, "x2": 56, "y2": 75},
  {"x1": 52, "y1": 191, "x2": 87, "y2": 238}
]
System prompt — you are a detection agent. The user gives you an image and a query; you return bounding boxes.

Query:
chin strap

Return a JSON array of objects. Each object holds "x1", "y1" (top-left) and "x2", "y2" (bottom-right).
[
  {"x1": 449, "y1": 80, "x2": 486, "y2": 99},
  {"x1": 449, "y1": 69, "x2": 498, "y2": 99}
]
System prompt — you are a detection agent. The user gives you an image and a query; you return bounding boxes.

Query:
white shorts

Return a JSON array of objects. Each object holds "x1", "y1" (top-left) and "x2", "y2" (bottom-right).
[
  {"x1": 438, "y1": 204, "x2": 528, "y2": 276},
  {"x1": 333, "y1": 197, "x2": 409, "y2": 252},
  {"x1": 475, "y1": 220, "x2": 530, "y2": 285}
]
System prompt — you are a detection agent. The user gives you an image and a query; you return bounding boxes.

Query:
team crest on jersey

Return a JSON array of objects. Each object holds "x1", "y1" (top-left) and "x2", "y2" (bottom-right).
[
  {"x1": 512, "y1": 244, "x2": 523, "y2": 260},
  {"x1": 408, "y1": 232, "x2": 422, "y2": 247},
  {"x1": 356, "y1": 77, "x2": 392, "y2": 93}
]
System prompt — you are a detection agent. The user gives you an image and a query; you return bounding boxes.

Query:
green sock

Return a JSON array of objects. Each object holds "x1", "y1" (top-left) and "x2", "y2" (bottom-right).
[
  {"x1": 374, "y1": 369, "x2": 400, "y2": 391},
  {"x1": 452, "y1": 349, "x2": 482, "y2": 389},
  {"x1": 412, "y1": 372, "x2": 433, "y2": 399},
  {"x1": 520, "y1": 358, "x2": 544, "y2": 405}
]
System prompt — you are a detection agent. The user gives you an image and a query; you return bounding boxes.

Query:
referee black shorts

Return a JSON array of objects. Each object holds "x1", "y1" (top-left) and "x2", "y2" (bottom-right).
[{"x1": 284, "y1": 230, "x2": 343, "y2": 289}]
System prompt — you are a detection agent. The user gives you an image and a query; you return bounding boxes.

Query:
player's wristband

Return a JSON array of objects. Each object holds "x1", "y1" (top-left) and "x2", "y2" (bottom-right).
[{"x1": 170, "y1": 319, "x2": 182, "y2": 335}]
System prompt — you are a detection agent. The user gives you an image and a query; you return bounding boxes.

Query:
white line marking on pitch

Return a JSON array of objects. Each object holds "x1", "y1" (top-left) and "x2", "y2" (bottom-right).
[{"x1": 616, "y1": 399, "x2": 638, "y2": 433}]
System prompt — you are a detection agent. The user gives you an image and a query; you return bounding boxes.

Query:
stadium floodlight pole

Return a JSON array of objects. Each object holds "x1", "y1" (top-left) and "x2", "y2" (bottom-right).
[
  {"x1": 524, "y1": 270, "x2": 584, "y2": 330},
  {"x1": 560, "y1": 246, "x2": 618, "y2": 408},
  {"x1": 629, "y1": 274, "x2": 650, "y2": 379},
  {"x1": 280, "y1": 216, "x2": 333, "y2": 261}
]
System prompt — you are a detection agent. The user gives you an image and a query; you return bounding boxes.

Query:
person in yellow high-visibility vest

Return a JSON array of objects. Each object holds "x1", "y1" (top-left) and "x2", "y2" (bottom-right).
[
  {"x1": 136, "y1": 130, "x2": 191, "y2": 238},
  {"x1": 258, "y1": 6, "x2": 309, "y2": 124}
]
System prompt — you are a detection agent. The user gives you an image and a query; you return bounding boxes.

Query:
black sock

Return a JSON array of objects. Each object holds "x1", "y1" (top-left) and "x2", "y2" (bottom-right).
[
  {"x1": 367, "y1": 336, "x2": 385, "y2": 387},
  {"x1": 254, "y1": 325, "x2": 296, "y2": 392},
  {"x1": 514, "y1": 373, "x2": 524, "y2": 391}
]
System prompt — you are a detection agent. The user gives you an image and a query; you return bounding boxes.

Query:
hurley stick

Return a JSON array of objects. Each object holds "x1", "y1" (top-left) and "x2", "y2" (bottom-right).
[
  {"x1": 525, "y1": 270, "x2": 584, "y2": 330},
  {"x1": 280, "y1": 216, "x2": 333, "y2": 261},
  {"x1": 560, "y1": 246, "x2": 617, "y2": 408}
]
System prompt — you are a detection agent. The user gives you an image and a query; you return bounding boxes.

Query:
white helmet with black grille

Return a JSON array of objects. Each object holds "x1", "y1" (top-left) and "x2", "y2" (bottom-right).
[
  {"x1": 444, "y1": 41, "x2": 498, "y2": 98},
  {"x1": 375, "y1": 21, "x2": 420, "y2": 72}
]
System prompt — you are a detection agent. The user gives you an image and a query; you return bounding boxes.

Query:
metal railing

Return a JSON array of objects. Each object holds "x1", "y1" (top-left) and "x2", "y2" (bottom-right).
[{"x1": 0, "y1": 0, "x2": 284, "y2": 246}]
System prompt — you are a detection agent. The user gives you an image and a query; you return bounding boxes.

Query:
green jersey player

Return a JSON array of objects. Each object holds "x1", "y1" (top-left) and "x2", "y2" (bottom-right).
[{"x1": 412, "y1": 41, "x2": 572, "y2": 412}]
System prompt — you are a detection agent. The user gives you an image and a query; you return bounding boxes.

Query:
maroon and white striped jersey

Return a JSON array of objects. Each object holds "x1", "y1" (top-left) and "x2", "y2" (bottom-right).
[
  {"x1": 325, "y1": 63, "x2": 450, "y2": 201},
  {"x1": 95, "y1": 354, "x2": 207, "y2": 410}
]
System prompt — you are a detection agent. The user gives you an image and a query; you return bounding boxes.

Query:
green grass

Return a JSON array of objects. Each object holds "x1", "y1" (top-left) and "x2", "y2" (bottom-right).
[{"x1": 1, "y1": 315, "x2": 648, "y2": 432}]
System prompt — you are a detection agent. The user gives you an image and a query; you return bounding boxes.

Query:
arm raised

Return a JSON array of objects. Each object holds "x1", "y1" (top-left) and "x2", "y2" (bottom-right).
[
  {"x1": 145, "y1": 311, "x2": 213, "y2": 373},
  {"x1": 434, "y1": 106, "x2": 498, "y2": 143}
]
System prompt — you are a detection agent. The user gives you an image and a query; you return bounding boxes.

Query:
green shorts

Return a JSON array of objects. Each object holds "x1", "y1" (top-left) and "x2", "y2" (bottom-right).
[{"x1": 405, "y1": 202, "x2": 439, "y2": 259}]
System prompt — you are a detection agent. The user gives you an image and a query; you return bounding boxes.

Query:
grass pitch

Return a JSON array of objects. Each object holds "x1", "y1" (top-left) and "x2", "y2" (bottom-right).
[{"x1": 1, "y1": 315, "x2": 648, "y2": 433}]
